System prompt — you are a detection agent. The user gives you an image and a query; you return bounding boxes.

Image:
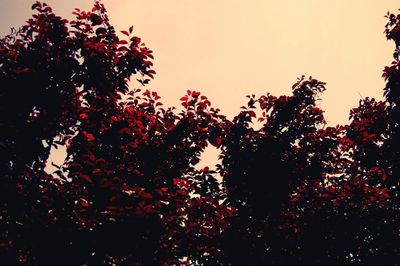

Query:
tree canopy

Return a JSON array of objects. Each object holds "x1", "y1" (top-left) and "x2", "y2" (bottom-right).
[{"x1": 0, "y1": 1, "x2": 399, "y2": 265}]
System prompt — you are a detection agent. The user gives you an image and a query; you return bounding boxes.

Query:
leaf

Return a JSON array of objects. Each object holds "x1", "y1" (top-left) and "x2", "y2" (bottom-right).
[
  {"x1": 144, "y1": 89, "x2": 151, "y2": 97},
  {"x1": 80, "y1": 198, "x2": 89, "y2": 207},
  {"x1": 85, "y1": 133, "x2": 95, "y2": 141},
  {"x1": 117, "y1": 46, "x2": 129, "y2": 52},
  {"x1": 96, "y1": 27, "x2": 107, "y2": 35},
  {"x1": 32, "y1": 1, "x2": 42, "y2": 9},
  {"x1": 121, "y1": 30, "x2": 129, "y2": 36},
  {"x1": 80, "y1": 173, "x2": 93, "y2": 184},
  {"x1": 129, "y1": 25, "x2": 134, "y2": 33},
  {"x1": 248, "y1": 111, "x2": 256, "y2": 118},
  {"x1": 43, "y1": 6, "x2": 52, "y2": 13},
  {"x1": 210, "y1": 137, "x2": 223, "y2": 147},
  {"x1": 139, "y1": 191, "x2": 153, "y2": 199}
]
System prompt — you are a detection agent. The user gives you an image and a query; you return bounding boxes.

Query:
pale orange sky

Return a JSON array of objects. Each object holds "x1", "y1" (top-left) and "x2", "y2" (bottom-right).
[{"x1": 1, "y1": 0, "x2": 399, "y2": 170}]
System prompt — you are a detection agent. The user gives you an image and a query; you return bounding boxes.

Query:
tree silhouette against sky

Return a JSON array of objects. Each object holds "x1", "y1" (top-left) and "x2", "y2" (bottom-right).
[{"x1": 0, "y1": 1, "x2": 399, "y2": 265}]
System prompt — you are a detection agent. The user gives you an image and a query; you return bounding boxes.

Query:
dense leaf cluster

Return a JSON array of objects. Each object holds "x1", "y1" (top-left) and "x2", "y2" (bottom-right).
[{"x1": 1, "y1": 2, "x2": 399, "y2": 265}]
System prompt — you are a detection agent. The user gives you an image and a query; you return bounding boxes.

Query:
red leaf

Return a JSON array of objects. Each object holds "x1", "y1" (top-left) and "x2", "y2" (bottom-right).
[
  {"x1": 92, "y1": 169, "x2": 102, "y2": 175},
  {"x1": 83, "y1": 131, "x2": 95, "y2": 141},
  {"x1": 210, "y1": 137, "x2": 223, "y2": 147},
  {"x1": 139, "y1": 191, "x2": 153, "y2": 199},
  {"x1": 43, "y1": 6, "x2": 52, "y2": 12},
  {"x1": 80, "y1": 173, "x2": 93, "y2": 184},
  {"x1": 80, "y1": 198, "x2": 89, "y2": 207},
  {"x1": 121, "y1": 30, "x2": 129, "y2": 36},
  {"x1": 144, "y1": 89, "x2": 151, "y2": 97}
]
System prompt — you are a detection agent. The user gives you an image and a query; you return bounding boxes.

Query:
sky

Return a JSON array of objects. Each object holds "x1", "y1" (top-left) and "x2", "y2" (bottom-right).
[{"x1": 1, "y1": 0, "x2": 399, "y2": 170}]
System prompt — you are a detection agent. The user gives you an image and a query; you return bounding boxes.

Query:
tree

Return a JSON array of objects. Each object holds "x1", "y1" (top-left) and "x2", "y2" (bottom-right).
[
  {"x1": 0, "y1": 2, "x2": 230, "y2": 264},
  {"x1": 1, "y1": 1, "x2": 400, "y2": 265},
  {"x1": 219, "y1": 11, "x2": 400, "y2": 265},
  {"x1": 219, "y1": 76, "x2": 343, "y2": 265}
]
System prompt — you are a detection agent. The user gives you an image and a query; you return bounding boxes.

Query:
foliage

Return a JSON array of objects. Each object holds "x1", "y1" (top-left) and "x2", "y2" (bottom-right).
[{"x1": 0, "y1": 1, "x2": 399, "y2": 265}]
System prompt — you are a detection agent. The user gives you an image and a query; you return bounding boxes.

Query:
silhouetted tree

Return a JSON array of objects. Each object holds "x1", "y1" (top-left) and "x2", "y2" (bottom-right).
[
  {"x1": 0, "y1": 2, "x2": 230, "y2": 265},
  {"x1": 1, "y1": 1, "x2": 399, "y2": 265}
]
